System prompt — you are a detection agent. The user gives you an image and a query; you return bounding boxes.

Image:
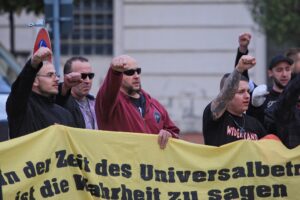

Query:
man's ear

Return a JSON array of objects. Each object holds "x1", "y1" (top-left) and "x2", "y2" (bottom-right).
[
  {"x1": 33, "y1": 77, "x2": 39, "y2": 87},
  {"x1": 267, "y1": 69, "x2": 273, "y2": 78}
]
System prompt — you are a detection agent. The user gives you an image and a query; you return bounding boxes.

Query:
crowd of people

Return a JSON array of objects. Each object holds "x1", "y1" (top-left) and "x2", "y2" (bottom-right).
[
  {"x1": 5, "y1": 33, "x2": 300, "y2": 149},
  {"x1": 6, "y1": 47, "x2": 179, "y2": 149}
]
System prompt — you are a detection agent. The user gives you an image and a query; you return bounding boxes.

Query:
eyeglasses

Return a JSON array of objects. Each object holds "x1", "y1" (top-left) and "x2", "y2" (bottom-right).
[
  {"x1": 123, "y1": 68, "x2": 141, "y2": 76},
  {"x1": 36, "y1": 72, "x2": 60, "y2": 78},
  {"x1": 81, "y1": 73, "x2": 95, "y2": 80}
]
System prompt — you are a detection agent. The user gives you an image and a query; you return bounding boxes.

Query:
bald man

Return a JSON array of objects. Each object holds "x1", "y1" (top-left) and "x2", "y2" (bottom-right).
[
  {"x1": 95, "y1": 55, "x2": 180, "y2": 149},
  {"x1": 6, "y1": 47, "x2": 76, "y2": 138}
]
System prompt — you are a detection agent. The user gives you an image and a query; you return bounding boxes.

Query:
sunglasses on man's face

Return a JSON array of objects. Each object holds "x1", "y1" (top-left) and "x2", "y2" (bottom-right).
[
  {"x1": 81, "y1": 73, "x2": 95, "y2": 80},
  {"x1": 123, "y1": 68, "x2": 141, "y2": 76}
]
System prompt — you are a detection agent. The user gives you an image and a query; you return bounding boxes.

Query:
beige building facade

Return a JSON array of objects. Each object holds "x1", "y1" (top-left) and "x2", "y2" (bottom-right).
[{"x1": 0, "y1": 0, "x2": 266, "y2": 133}]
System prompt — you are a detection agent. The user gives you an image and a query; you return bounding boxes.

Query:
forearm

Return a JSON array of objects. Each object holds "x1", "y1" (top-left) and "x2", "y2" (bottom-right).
[
  {"x1": 60, "y1": 83, "x2": 71, "y2": 97},
  {"x1": 211, "y1": 69, "x2": 241, "y2": 120},
  {"x1": 235, "y1": 48, "x2": 249, "y2": 79},
  {"x1": 7, "y1": 59, "x2": 42, "y2": 116},
  {"x1": 96, "y1": 68, "x2": 122, "y2": 118},
  {"x1": 56, "y1": 83, "x2": 71, "y2": 106}
]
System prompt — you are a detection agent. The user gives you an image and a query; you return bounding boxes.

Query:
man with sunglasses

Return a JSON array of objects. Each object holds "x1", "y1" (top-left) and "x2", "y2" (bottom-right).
[
  {"x1": 56, "y1": 56, "x2": 98, "y2": 129},
  {"x1": 95, "y1": 55, "x2": 180, "y2": 149},
  {"x1": 6, "y1": 47, "x2": 76, "y2": 138}
]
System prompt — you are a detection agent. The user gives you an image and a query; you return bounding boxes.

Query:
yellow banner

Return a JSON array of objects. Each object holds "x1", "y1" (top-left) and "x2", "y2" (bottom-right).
[{"x1": 0, "y1": 125, "x2": 299, "y2": 200}]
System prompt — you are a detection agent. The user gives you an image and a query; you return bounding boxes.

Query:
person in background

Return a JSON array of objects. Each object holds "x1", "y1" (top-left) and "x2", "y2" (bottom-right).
[
  {"x1": 57, "y1": 56, "x2": 98, "y2": 129},
  {"x1": 203, "y1": 55, "x2": 267, "y2": 146},
  {"x1": 6, "y1": 47, "x2": 76, "y2": 138},
  {"x1": 248, "y1": 55, "x2": 293, "y2": 125},
  {"x1": 95, "y1": 55, "x2": 180, "y2": 149},
  {"x1": 285, "y1": 47, "x2": 300, "y2": 75},
  {"x1": 265, "y1": 72, "x2": 300, "y2": 149}
]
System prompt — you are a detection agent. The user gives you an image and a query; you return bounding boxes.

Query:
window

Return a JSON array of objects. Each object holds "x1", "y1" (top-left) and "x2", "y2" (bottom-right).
[{"x1": 61, "y1": 0, "x2": 113, "y2": 55}]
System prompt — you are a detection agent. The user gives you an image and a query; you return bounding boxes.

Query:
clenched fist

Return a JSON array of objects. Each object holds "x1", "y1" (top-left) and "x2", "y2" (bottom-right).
[
  {"x1": 238, "y1": 33, "x2": 251, "y2": 53},
  {"x1": 236, "y1": 55, "x2": 256, "y2": 73},
  {"x1": 31, "y1": 47, "x2": 52, "y2": 69},
  {"x1": 110, "y1": 55, "x2": 137, "y2": 73}
]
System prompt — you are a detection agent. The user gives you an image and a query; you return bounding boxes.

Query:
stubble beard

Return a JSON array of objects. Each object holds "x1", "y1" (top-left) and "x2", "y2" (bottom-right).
[
  {"x1": 273, "y1": 78, "x2": 286, "y2": 90},
  {"x1": 127, "y1": 86, "x2": 141, "y2": 96}
]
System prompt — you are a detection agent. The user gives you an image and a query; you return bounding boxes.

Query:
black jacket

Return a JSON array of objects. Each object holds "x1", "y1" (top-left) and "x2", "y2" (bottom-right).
[
  {"x1": 265, "y1": 74, "x2": 300, "y2": 149},
  {"x1": 6, "y1": 60, "x2": 76, "y2": 139},
  {"x1": 247, "y1": 87, "x2": 281, "y2": 126}
]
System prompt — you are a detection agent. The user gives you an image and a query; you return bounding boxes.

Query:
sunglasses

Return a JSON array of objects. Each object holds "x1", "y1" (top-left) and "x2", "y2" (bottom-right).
[
  {"x1": 81, "y1": 73, "x2": 95, "y2": 80},
  {"x1": 123, "y1": 68, "x2": 141, "y2": 76}
]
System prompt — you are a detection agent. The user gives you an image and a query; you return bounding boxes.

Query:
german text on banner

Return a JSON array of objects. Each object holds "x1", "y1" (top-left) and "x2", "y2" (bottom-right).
[{"x1": 0, "y1": 125, "x2": 299, "y2": 199}]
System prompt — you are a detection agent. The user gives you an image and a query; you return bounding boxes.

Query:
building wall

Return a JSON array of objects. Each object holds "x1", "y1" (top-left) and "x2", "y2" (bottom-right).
[
  {"x1": 0, "y1": 12, "x2": 38, "y2": 53},
  {"x1": 0, "y1": 0, "x2": 266, "y2": 135},
  {"x1": 115, "y1": 0, "x2": 266, "y2": 133}
]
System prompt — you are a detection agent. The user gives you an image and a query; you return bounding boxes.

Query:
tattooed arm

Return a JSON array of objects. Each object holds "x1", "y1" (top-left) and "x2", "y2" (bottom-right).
[{"x1": 211, "y1": 55, "x2": 256, "y2": 120}]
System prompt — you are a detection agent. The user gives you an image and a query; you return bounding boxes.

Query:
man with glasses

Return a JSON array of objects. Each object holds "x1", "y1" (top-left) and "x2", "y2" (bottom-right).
[
  {"x1": 56, "y1": 56, "x2": 98, "y2": 129},
  {"x1": 95, "y1": 55, "x2": 180, "y2": 149},
  {"x1": 6, "y1": 47, "x2": 76, "y2": 138}
]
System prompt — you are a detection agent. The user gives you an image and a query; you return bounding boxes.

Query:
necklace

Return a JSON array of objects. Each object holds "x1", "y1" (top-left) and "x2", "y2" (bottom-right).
[{"x1": 229, "y1": 113, "x2": 246, "y2": 134}]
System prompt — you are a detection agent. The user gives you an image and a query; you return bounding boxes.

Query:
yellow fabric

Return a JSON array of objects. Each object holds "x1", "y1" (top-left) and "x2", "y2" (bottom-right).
[{"x1": 1, "y1": 125, "x2": 299, "y2": 199}]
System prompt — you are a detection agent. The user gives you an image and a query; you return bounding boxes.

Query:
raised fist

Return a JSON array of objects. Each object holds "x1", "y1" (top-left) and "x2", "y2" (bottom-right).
[
  {"x1": 238, "y1": 33, "x2": 251, "y2": 53},
  {"x1": 64, "y1": 72, "x2": 82, "y2": 88},
  {"x1": 31, "y1": 47, "x2": 52, "y2": 68},
  {"x1": 110, "y1": 55, "x2": 131, "y2": 72},
  {"x1": 236, "y1": 55, "x2": 256, "y2": 73}
]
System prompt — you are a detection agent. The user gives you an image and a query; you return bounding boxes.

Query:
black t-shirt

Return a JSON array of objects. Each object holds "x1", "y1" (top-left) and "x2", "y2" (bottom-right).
[
  {"x1": 130, "y1": 93, "x2": 146, "y2": 117},
  {"x1": 203, "y1": 103, "x2": 267, "y2": 146}
]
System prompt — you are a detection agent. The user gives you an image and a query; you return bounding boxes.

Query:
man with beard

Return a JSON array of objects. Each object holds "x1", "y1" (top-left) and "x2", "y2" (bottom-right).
[
  {"x1": 247, "y1": 55, "x2": 293, "y2": 125},
  {"x1": 6, "y1": 47, "x2": 76, "y2": 138},
  {"x1": 57, "y1": 56, "x2": 98, "y2": 129},
  {"x1": 265, "y1": 72, "x2": 300, "y2": 149},
  {"x1": 95, "y1": 55, "x2": 180, "y2": 149},
  {"x1": 202, "y1": 55, "x2": 267, "y2": 146}
]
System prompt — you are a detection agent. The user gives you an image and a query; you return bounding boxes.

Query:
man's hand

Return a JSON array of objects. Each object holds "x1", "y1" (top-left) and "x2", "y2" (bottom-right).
[
  {"x1": 61, "y1": 72, "x2": 82, "y2": 96},
  {"x1": 31, "y1": 47, "x2": 52, "y2": 69},
  {"x1": 238, "y1": 33, "x2": 251, "y2": 53},
  {"x1": 64, "y1": 72, "x2": 82, "y2": 88},
  {"x1": 158, "y1": 129, "x2": 172, "y2": 149},
  {"x1": 236, "y1": 55, "x2": 256, "y2": 73},
  {"x1": 110, "y1": 55, "x2": 131, "y2": 72}
]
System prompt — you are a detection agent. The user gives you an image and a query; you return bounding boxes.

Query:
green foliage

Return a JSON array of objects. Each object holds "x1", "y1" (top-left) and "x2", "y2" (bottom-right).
[
  {"x1": 248, "y1": 0, "x2": 300, "y2": 45},
  {"x1": 0, "y1": 0, "x2": 44, "y2": 15}
]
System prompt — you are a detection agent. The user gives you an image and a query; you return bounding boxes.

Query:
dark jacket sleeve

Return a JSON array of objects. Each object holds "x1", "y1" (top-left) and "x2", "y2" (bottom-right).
[
  {"x1": 265, "y1": 74, "x2": 300, "y2": 139},
  {"x1": 6, "y1": 59, "x2": 42, "y2": 117},
  {"x1": 56, "y1": 83, "x2": 71, "y2": 106},
  {"x1": 274, "y1": 74, "x2": 300, "y2": 122}
]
